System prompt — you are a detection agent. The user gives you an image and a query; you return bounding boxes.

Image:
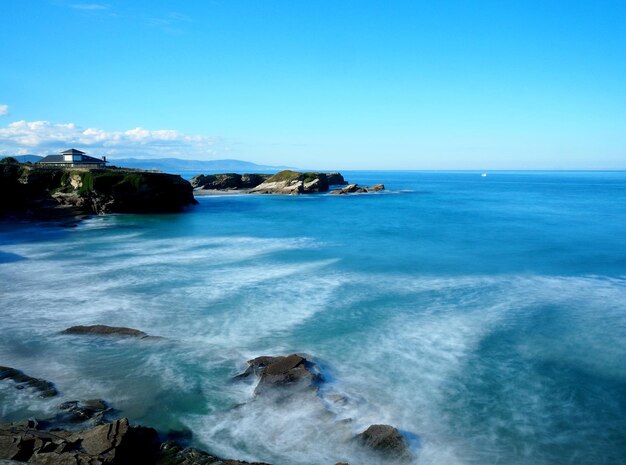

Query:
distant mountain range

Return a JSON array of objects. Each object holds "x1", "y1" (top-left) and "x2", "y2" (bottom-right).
[
  {"x1": 2, "y1": 155, "x2": 44, "y2": 163},
  {"x1": 0, "y1": 155, "x2": 295, "y2": 173},
  {"x1": 108, "y1": 158, "x2": 295, "y2": 172}
]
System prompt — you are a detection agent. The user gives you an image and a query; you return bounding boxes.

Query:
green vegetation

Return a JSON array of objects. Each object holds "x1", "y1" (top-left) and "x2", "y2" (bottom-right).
[
  {"x1": 266, "y1": 170, "x2": 324, "y2": 184},
  {"x1": 0, "y1": 157, "x2": 18, "y2": 164}
]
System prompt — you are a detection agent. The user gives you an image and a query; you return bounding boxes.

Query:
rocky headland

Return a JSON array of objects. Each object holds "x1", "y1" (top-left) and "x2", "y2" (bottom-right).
[
  {"x1": 0, "y1": 159, "x2": 197, "y2": 223},
  {"x1": 192, "y1": 170, "x2": 384, "y2": 196}
]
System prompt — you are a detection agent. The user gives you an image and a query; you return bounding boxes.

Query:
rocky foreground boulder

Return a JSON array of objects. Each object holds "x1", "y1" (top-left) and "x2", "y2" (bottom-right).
[{"x1": 0, "y1": 418, "x2": 159, "y2": 465}]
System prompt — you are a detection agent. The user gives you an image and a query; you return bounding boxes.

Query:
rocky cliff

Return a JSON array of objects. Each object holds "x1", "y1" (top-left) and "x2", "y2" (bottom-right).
[{"x1": 0, "y1": 161, "x2": 197, "y2": 220}]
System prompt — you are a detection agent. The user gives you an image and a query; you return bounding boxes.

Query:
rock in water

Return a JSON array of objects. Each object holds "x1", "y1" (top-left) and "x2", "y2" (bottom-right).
[
  {"x1": 61, "y1": 325, "x2": 149, "y2": 338},
  {"x1": 370, "y1": 184, "x2": 385, "y2": 191},
  {"x1": 234, "y1": 354, "x2": 322, "y2": 395},
  {"x1": 356, "y1": 424, "x2": 411, "y2": 460},
  {"x1": 56, "y1": 399, "x2": 112, "y2": 426},
  {"x1": 157, "y1": 441, "x2": 273, "y2": 465},
  {"x1": 0, "y1": 418, "x2": 159, "y2": 465},
  {"x1": 0, "y1": 366, "x2": 58, "y2": 398}
]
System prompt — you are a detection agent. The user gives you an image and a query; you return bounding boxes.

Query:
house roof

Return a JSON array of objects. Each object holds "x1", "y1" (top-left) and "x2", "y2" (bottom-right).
[
  {"x1": 80, "y1": 154, "x2": 107, "y2": 163},
  {"x1": 39, "y1": 154, "x2": 107, "y2": 164},
  {"x1": 39, "y1": 155, "x2": 64, "y2": 163},
  {"x1": 61, "y1": 148, "x2": 86, "y2": 155}
]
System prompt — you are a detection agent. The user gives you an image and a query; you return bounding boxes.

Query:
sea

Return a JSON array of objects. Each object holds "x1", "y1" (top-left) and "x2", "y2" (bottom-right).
[{"x1": 1, "y1": 171, "x2": 625, "y2": 465}]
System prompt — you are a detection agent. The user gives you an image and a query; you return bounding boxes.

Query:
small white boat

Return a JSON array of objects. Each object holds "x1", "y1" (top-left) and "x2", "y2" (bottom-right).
[{"x1": 481, "y1": 173, "x2": 488, "y2": 177}]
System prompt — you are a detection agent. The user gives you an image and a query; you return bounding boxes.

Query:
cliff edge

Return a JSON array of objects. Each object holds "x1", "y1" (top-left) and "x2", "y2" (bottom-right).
[{"x1": 0, "y1": 161, "x2": 197, "y2": 220}]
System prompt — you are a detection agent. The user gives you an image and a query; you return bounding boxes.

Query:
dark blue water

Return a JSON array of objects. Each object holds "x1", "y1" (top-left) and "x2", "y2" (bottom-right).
[{"x1": 1, "y1": 171, "x2": 625, "y2": 465}]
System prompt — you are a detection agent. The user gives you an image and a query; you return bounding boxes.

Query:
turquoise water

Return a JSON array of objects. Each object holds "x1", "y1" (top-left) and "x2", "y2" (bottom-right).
[{"x1": 1, "y1": 171, "x2": 625, "y2": 465}]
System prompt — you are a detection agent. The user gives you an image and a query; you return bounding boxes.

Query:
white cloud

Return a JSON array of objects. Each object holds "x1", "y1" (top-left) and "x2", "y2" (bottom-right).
[
  {"x1": 0, "y1": 105, "x2": 8, "y2": 116},
  {"x1": 69, "y1": 3, "x2": 109, "y2": 11},
  {"x1": 0, "y1": 120, "x2": 220, "y2": 159}
]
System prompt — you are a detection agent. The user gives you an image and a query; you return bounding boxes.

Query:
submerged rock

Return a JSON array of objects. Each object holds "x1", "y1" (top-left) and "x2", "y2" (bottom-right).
[
  {"x1": 356, "y1": 424, "x2": 410, "y2": 460},
  {"x1": 54, "y1": 399, "x2": 113, "y2": 426},
  {"x1": 61, "y1": 324, "x2": 149, "y2": 338},
  {"x1": 0, "y1": 366, "x2": 58, "y2": 398},
  {"x1": 157, "y1": 441, "x2": 273, "y2": 465}
]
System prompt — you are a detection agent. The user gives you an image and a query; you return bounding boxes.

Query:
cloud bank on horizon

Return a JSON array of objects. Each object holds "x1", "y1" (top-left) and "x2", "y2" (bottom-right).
[{"x1": 0, "y1": 120, "x2": 219, "y2": 159}]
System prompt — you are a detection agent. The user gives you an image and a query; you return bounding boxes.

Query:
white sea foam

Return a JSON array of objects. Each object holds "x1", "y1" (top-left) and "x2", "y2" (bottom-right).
[{"x1": 2, "y1": 223, "x2": 625, "y2": 465}]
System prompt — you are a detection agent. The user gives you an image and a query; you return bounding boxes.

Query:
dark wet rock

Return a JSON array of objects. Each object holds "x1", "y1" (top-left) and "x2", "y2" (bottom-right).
[
  {"x1": 61, "y1": 324, "x2": 149, "y2": 338},
  {"x1": 0, "y1": 366, "x2": 57, "y2": 398},
  {"x1": 0, "y1": 418, "x2": 160, "y2": 465},
  {"x1": 234, "y1": 354, "x2": 322, "y2": 395},
  {"x1": 233, "y1": 356, "x2": 280, "y2": 380},
  {"x1": 370, "y1": 184, "x2": 385, "y2": 192},
  {"x1": 56, "y1": 399, "x2": 113, "y2": 425},
  {"x1": 157, "y1": 441, "x2": 273, "y2": 465},
  {"x1": 356, "y1": 424, "x2": 410, "y2": 460},
  {"x1": 157, "y1": 441, "x2": 218, "y2": 465}
]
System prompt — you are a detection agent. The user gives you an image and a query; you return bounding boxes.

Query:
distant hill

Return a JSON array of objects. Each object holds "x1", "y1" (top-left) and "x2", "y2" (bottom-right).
[
  {"x1": 108, "y1": 158, "x2": 295, "y2": 173},
  {"x1": 0, "y1": 155, "x2": 43, "y2": 163}
]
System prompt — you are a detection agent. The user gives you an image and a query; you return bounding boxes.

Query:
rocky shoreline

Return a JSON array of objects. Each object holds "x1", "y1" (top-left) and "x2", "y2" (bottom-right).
[
  {"x1": 1, "y1": 160, "x2": 385, "y2": 225},
  {"x1": 1, "y1": 327, "x2": 413, "y2": 465}
]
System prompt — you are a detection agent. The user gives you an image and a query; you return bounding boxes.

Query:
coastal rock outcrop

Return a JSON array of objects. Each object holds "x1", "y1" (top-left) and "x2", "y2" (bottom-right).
[
  {"x1": 0, "y1": 366, "x2": 58, "y2": 398},
  {"x1": 61, "y1": 325, "x2": 150, "y2": 338},
  {"x1": 191, "y1": 173, "x2": 271, "y2": 190},
  {"x1": 0, "y1": 418, "x2": 160, "y2": 465},
  {"x1": 356, "y1": 424, "x2": 410, "y2": 460},
  {"x1": 249, "y1": 171, "x2": 331, "y2": 195},
  {"x1": 0, "y1": 418, "x2": 276, "y2": 465},
  {"x1": 0, "y1": 164, "x2": 197, "y2": 220}
]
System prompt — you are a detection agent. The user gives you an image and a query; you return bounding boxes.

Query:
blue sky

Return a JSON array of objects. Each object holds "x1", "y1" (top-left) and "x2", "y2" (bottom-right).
[{"x1": 1, "y1": 0, "x2": 625, "y2": 169}]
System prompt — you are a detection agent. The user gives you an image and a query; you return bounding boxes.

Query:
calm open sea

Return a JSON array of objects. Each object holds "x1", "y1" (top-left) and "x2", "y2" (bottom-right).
[{"x1": 1, "y1": 171, "x2": 625, "y2": 465}]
